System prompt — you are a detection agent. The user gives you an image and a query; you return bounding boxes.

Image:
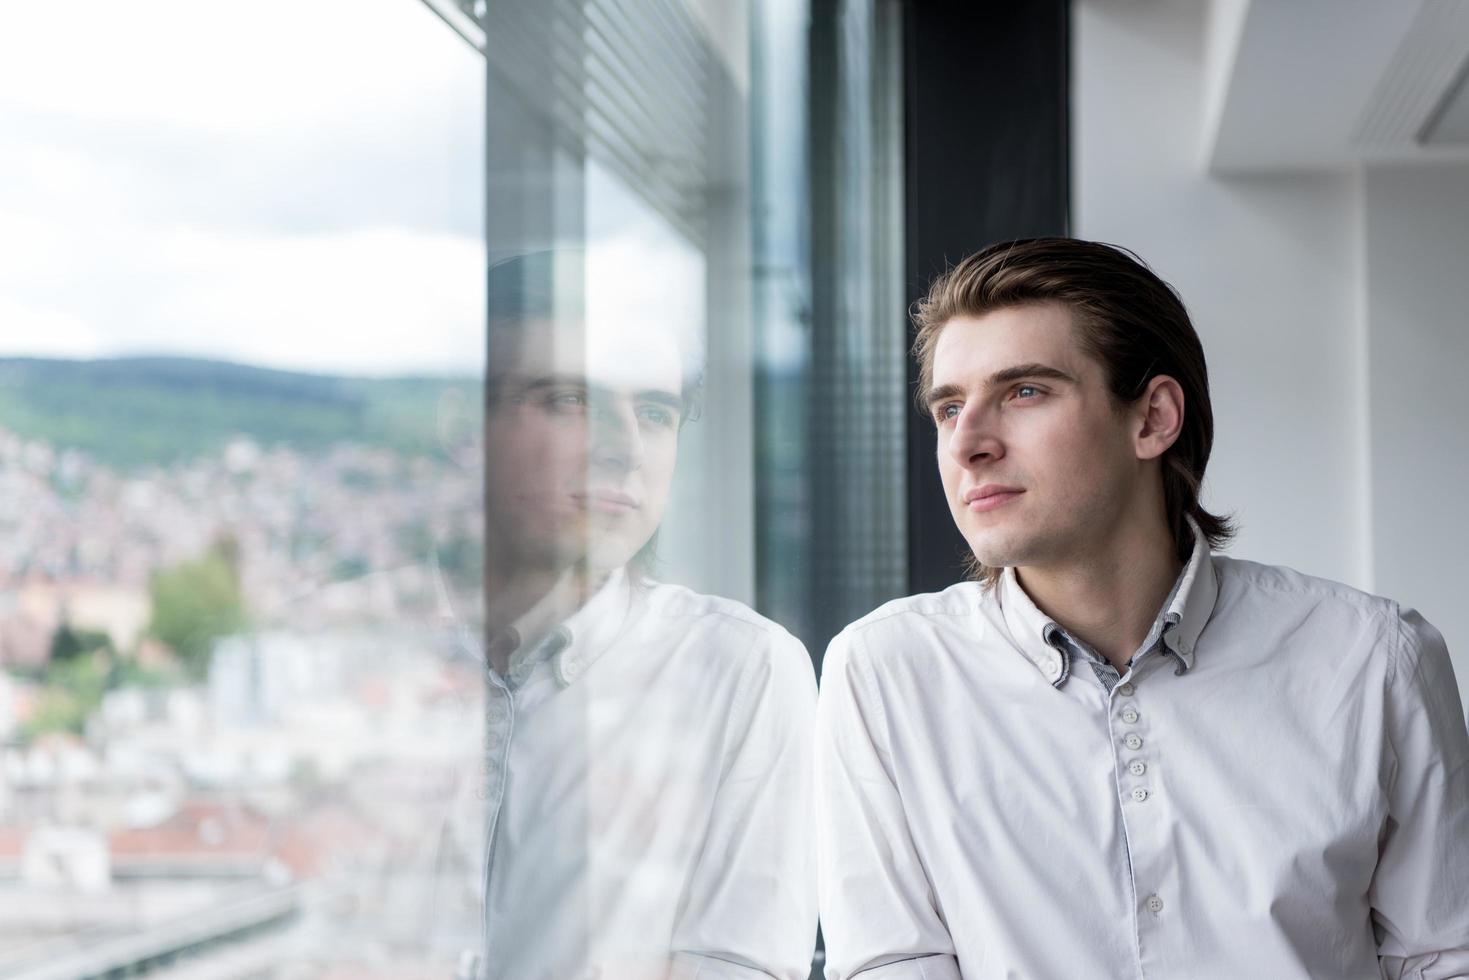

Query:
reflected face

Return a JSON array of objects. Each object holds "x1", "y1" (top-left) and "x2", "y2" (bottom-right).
[
  {"x1": 485, "y1": 318, "x2": 683, "y2": 576},
  {"x1": 927, "y1": 302, "x2": 1140, "y2": 571}
]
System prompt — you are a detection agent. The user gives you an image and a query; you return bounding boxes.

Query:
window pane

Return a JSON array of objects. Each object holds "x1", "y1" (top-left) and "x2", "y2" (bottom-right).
[
  {"x1": 0, "y1": 2, "x2": 906, "y2": 977},
  {"x1": 0, "y1": 1, "x2": 486, "y2": 975}
]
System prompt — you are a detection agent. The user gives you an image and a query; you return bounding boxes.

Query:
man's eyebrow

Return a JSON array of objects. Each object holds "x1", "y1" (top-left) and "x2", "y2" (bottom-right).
[
  {"x1": 984, "y1": 362, "x2": 1076, "y2": 388},
  {"x1": 637, "y1": 390, "x2": 685, "y2": 411},
  {"x1": 925, "y1": 363, "x2": 1076, "y2": 411},
  {"x1": 512, "y1": 375, "x2": 683, "y2": 409},
  {"x1": 924, "y1": 382, "x2": 966, "y2": 411},
  {"x1": 515, "y1": 374, "x2": 582, "y2": 391}
]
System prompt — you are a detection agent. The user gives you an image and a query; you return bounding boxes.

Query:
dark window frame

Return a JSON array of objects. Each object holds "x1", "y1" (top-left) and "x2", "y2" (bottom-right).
[{"x1": 902, "y1": 0, "x2": 1071, "y2": 594}]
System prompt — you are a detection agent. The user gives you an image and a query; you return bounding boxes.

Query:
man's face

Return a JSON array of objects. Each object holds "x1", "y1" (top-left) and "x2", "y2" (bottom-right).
[
  {"x1": 485, "y1": 318, "x2": 683, "y2": 576},
  {"x1": 927, "y1": 302, "x2": 1143, "y2": 573}
]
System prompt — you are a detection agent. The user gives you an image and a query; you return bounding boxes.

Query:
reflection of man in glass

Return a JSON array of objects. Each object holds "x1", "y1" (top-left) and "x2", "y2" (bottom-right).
[
  {"x1": 463, "y1": 252, "x2": 815, "y2": 980},
  {"x1": 483, "y1": 255, "x2": 684, "y2": 630}
]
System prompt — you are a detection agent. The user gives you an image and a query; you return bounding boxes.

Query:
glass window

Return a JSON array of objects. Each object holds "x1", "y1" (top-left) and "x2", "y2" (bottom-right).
[
  {"x1": 0, "y1": 2, "x2": 906, "y2": 977},
  {"x1": 0, "y1": 2, "x2": 486, "y2": 975}
]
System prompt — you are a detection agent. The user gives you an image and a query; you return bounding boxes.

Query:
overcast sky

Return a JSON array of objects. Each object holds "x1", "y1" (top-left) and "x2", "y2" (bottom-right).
[{"x1": 0, "y1": 0, "x2": 486, "y2": 376}]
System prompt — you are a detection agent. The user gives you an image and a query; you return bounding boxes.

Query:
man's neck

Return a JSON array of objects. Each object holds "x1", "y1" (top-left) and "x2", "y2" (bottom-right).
[
  {"x1": 484, "y1": 562, "x2": 609, "y2": 645},
  {"x1": 1014, "y1": 520, "x2": 1183, "y2": 670}
]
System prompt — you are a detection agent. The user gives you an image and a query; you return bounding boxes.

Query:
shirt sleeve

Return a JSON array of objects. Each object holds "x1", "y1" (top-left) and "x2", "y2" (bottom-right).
[
  {"x1": 816, "y1": 631, "x2": 960, "y2": 980},
  {"x1": 669, "y1": 630, "x2": 819, "y2": 980},
  {"x1": 1371, "y1": 606, "x2": 1469, "y2": 979}
]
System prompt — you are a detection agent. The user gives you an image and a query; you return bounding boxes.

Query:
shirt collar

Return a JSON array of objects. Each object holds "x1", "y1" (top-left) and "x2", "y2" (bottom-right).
[
  {"x1": 996, "y1": 516, "x2": 1217, "y2": 685},
  {"x1": 1168, "y1": 516, "x2": 1218, "y2": 672},
  {"x1": 549, "y1": 566, "x2": 635, "y2": 686},
  {"x1": 997, "y1": 564, "x2": 1070, "y2": 685},
  {"x1": 494, "y1": 567, "x2": 637, "y2": 689}
]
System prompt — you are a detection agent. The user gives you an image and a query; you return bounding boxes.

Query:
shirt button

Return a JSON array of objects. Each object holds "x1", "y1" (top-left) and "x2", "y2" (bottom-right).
[
  {"x1": 1146, "y1": 894, "x2": 1164, "y2": 914},
  {"x1": 1131, "y1": 787, "x2": 1149, "y2": 802},
  {"x1": 1044, "y1": 659, "x2": 1061, "y2": 679},
  {"x1": 1129, "y1": 761, "x2": 1146, "y2": 776},
  {"x1": 562, "y1": 659, "x2": 580, "y2": 678},
  {"x1": 1117, "y1": 682, "x2": 1135, "y2": 697},
  {"x1": 1124, "y1": 734, "x2": 1143, "y2": 750},
  {"x1": 1121, "y1": 708, "x2": 1139, "y2": 724}
]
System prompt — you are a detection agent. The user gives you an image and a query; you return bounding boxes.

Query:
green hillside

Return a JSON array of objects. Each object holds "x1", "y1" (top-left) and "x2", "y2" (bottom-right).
[{"x1": 0, "y1": 357, "x2": 482, "y2": 470}]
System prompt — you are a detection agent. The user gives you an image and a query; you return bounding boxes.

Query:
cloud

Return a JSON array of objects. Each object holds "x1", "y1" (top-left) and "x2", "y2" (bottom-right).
[
  {"x1": 0, "y1": 215, "x2": 485, "y2": 376},
  {"x1": 0, "y1": 296, "x2": 107, "y2": 359},
  {"x1": 0, "y1": 0, "x2": 485, "y2": 374},
  {"x1": 142, "y1": 225, "x2": 487, "y2": 376}
]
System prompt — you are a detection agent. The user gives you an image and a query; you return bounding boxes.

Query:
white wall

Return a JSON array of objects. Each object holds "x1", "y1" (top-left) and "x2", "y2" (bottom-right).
[
  {"x1": 1074, "y1": 0, "x2": 1468, "y2": 710},
  {"x1": 1074, "y1": 0, "x2": 1368, "y2": 585},
  {"x1": 1364, "y1": 164, "x2": 1469, "y2": 697}
]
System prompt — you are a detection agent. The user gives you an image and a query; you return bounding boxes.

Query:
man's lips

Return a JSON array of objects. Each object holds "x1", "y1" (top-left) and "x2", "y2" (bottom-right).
[
  {"x1": 572, "y1": 489, "x2": 640, "y2": 513},
  {"x1": 963, "y1": 484, "x2": 1024, "y2": 512}
]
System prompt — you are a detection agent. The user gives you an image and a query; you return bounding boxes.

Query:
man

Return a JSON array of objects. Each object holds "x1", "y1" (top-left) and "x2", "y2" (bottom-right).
[
  {"x1": 446, "y1": 251, "x2": 816, "y2": 980},
  {"x1": 815, "y1": 238, "x2": 1469, "y2": 979}
]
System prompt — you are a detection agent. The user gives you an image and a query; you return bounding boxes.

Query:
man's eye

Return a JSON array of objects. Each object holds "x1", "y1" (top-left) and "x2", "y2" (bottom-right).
[
  {"x1": 934, "y1": 403, "x2": 961, "y2": 423},
  {"x1": 637, "y1": 405, "x2": 676, "y2": 428},
  {"x1": 1011, "y1": 384, "x2": 1043, "y2": 401},
  {"x1": 546, "y1": 390, "x2": 588, "y2": 411}
]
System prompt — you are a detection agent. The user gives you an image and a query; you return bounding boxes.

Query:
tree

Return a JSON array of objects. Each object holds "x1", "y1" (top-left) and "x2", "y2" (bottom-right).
[
  {"x1": 146, "y1": 539, "x2": 248, "y2": 679},
  {"x1": 23, "y1": 653, "x2": 110, "y2": 740},
  {"x1": 49, "y1": 623, "x2": 114, "y2": 663}
]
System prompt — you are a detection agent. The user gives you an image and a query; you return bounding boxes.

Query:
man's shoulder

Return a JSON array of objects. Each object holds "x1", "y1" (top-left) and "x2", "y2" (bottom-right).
[
  {"x1": 1211, "y1": 556, "x2": 1457, "y2": 719},
  {"x1": 643, "y1": 579, "x2": 782, "y2": 629},
  {"x1": 1213, "y1": 554, "x2": 1398, "y2": 623},
  {"x1": 639, "y1": 578, "x2": 810, "y2": 661},
  {"x1": 639, "y1": 582, "x2": 817, "y2": 708},
  {"x1": 843, "y1": 581, "x2": 991, "y2": 633},
  {"x1": 830, "y1": 581, "x2": 999, "y2": 668}
]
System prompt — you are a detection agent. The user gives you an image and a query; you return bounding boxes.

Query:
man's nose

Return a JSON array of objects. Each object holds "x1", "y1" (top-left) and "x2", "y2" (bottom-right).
[
  {"x1": 947, "y1": 404, "x2": 1004, "y2": 467},
  {"x1": 588, "y1": 399, "x2": 644, "y2": 472}
]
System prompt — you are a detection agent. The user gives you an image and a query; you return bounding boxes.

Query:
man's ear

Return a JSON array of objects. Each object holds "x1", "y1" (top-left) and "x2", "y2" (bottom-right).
[{"x1": 1134, "y1": 374, "x2": 1184, "y2": 461}]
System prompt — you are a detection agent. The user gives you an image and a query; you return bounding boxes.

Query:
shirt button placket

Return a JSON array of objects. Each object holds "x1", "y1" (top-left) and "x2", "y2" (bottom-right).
[
  {"x1": 481, "y1": 678, "x2": 515, "y2": 957},
  {"x1": 482, "y1": 684, "x2": 512, "y2": 812},
  {"x1": 1112, "y1": 677, "x2": 1167, "y2": 963}
]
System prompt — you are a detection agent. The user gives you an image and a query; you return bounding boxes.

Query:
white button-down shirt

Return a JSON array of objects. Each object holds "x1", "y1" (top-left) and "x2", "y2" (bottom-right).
[
  {"x1": 457, "y1": 570, "x2": 817, "y2": 980},
  {"x1": 815, "y1": 527, "x2": 1469, "y2": 980}
]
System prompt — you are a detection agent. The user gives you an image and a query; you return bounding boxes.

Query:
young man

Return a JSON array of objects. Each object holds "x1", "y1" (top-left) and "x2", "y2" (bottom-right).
[
  {"x1": 443, "y1": 251, "x2": 816, "y2": 980},
  {"x1": 815, "y1": 238, "x2": 1469, "y2": 979}
]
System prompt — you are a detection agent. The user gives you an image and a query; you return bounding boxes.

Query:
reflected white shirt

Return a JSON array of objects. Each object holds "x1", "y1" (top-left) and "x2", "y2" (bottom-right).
[
  {"x1": 816, "y1": 526, "x2": 1469, "y2": 980},
  {"x1": 462, "y1": 569, "x2": 817, "y2": 980}
]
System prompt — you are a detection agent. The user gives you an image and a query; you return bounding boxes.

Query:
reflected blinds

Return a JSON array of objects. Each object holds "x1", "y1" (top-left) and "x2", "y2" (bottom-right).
[{"x1": 480, "y1": 0, "x2": 714, "y2": 251}]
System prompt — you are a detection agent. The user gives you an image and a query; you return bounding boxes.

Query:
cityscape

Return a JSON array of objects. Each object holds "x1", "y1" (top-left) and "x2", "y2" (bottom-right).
[{"x1": 0, "y1": 369, "x2": 489, "y2": 977}]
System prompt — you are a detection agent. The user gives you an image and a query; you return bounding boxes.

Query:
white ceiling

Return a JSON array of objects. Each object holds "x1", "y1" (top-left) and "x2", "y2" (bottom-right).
[
  {"x1": 1207, "y1": 0, "x2": 1469, "y2": 173},
  {"x1": 1424, "y1": 56, "x2": 1469, "y2": 144}
]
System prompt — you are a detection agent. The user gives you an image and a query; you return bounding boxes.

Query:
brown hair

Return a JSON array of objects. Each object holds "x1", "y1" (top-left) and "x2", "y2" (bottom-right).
[{"x1": 912, "y1": 237, "x2": 1235, "y2": 585}]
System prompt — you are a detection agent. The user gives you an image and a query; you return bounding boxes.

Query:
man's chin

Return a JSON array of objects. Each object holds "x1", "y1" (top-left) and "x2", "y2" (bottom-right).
[
  {"x1": 491, "y1": 518, "x2": 657, "y2": 578},
  {"x1": 965, "y1": 535, "x2": 1033, "y2": 572},
  {"x1": 586, "y1": 539, "x2": 649, "y2": 575}
]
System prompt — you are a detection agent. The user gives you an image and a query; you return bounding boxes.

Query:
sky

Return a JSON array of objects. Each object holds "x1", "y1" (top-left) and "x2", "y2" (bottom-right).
[{"x1": 0, "y1": 0, "x2": 487, "y2": 376}]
